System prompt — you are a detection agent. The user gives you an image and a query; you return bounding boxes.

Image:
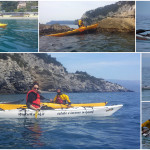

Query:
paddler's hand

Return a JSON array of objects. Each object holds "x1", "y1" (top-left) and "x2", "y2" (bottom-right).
[
  {"x1": 36, "y1": 108, "x2": 40, "y2": 111},
  {"x1": 67, "y1": 104, "x2": 71, "y2": 108}
]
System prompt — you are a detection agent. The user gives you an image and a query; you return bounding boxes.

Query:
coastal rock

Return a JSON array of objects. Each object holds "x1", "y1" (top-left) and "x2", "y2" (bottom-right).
[
  {"x1": 81, "y1": 1, "x2": 135, "y2": 32},
  {"x1": 39, "y1": 24, "x2": 73, "y2": 36},
  {"x1": 0, "y1": 54, "x2": 131, "y2": 94},
  {"x1": 97, "y1": 17, "x2": 135, "y2": 32}
]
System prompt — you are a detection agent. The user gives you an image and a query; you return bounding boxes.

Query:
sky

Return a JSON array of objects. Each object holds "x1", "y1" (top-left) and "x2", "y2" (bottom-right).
[
  {"x1": 49, "y1": 53, "x2": 140, "y2": 81},
  {"x1": 39, "y1": 1, "x2": 117, "y2": 24},
  {"x1": 136, "y1": 1, "x2": 150, "y2": 16},
  {"x1": 142, "y1": 53, "x2": 150, "y2": 67}
]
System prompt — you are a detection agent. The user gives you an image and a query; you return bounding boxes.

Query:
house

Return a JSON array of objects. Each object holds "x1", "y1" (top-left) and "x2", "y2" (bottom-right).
[{"x1": 17, "y1": 2, "x2": 26, "y2": 9}]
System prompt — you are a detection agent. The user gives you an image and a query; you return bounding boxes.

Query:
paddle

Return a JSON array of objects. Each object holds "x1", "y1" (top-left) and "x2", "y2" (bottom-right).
[
  {"x1": 136, "y1": 29, "x2": 150, "y2": 34},
  {"x1": 35, "y1": 105, "x2": 43, "y2": 119},
  {"x1": 35, "y1": 109, "x2": 40, "y2": 119}
]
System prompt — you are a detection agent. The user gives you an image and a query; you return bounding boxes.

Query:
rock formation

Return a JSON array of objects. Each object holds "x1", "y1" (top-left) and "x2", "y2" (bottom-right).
[
  {"x1": 81, "y1": 1, "x2": 135, "y2": 32},
  {"x1": 0, "y1": 54, "x2": 131, "y2": 94},
  {"x1": 39, "y1": 24, "x2": 73, "y2": 36}
]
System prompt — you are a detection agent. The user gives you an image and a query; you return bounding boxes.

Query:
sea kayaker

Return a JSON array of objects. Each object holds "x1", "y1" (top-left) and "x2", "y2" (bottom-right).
[
  {"x1": 50, "y1": 88, "x2": 71, "y2": 106},
  {"x1": 26, "y1": 82, "x2": 44, "y2": 111},
  {"x1": 78, "y1": 19, "x2": 84, "y2": 28}
]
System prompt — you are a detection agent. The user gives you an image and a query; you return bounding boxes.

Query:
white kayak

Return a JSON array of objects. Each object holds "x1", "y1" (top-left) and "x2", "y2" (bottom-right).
[
  {"x1": 136, "y1": 34, "x2": 150, "y2": 40},
  {"x1": 0, "y1": 104, "x2": 123, "y2": 118}
]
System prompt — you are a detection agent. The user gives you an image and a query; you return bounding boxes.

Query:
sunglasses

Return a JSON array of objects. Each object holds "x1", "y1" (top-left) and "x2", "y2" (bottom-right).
[{"x1": 34, "y1": 87, "x2": 39, "y2": 90}]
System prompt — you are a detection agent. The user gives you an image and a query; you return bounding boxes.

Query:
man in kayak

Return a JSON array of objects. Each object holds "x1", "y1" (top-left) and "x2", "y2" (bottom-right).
[
  {"x1": 26, "y1": 82, "x2": 43, "y2": 111},
  {"x1": 78, "y1": 19, "x2": 84, "y2": 28},
  {"x1": 142, "y1": 119, "x2": 150, "y2": 135},
  {"x1": 51, "y1": 88, "x2": 71, "y2": 106}
]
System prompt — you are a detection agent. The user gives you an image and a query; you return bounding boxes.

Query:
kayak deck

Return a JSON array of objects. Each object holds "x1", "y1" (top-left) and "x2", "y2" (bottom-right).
[
  {"x1": 0, "y1": 104, "x2": 123, "y2": 118},
  {"x1": 0, "y1": 24, "x2": 7, "y2": 28},
  {"x1": 46, "y1": 24, "x2": 98, "y2": 37},
  {"x1": 0, "y1": 102, "x2": 107, "y2": 110}
]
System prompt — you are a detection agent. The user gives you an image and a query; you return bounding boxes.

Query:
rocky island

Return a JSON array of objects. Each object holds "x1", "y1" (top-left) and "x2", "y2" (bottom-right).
[{"x1": 0, "y1": 53, "x2": 132, "y2": 94}]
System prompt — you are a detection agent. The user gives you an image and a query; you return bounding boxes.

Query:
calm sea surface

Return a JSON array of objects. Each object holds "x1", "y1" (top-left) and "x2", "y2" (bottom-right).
[
  {"x1": 0, "y1": 92, "x2": 140, "y2": 149},
  {"x1": 142, "y1": 67, "x2": 150, "y2": 101},
  {"x1": 136, "y1": 15, "x2": 150, "y2": 52},
  {"x1": 40, "y1": 24, "x2": 135, "y2": 52},
  {"x1": 0, "y1": 19, "x2": 38, "y2": 52}
]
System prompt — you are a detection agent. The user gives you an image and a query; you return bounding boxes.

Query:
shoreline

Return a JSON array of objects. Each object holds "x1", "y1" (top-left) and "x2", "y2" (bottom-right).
[{"x1": 0, "y1": 17, "x2": 38, "y2": 20}]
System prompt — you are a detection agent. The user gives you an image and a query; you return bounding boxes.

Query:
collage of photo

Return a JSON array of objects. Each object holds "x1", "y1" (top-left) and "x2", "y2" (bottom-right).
[{"x1": 0, "y1": 0, "x2": 149, "y2": 149}]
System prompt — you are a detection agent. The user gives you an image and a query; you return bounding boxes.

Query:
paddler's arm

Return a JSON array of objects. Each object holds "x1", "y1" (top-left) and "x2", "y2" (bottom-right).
[
  {"x1": 50, "y1": 96, "x2": 57, "y2": 103},
  {"x1": 64, "y1": 94, "x2": 71, "y2": 106}
]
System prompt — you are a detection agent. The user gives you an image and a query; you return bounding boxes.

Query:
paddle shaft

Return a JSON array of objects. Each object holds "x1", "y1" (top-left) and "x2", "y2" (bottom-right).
[
  {"x1": 35, "y1": 105, "x2": 43, "y2": 119},
  {"x1": 0, "y1": 99, "x2": 24, "y2": 104}
]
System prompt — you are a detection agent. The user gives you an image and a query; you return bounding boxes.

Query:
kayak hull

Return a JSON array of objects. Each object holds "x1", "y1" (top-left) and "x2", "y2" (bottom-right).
[
  {"x1": 0, "y1": 102, "x2": 107, "y2": 110},
  {"x1": 0, "y1": 24, "x2": 7, "y2": 28},
  {"x1": 0, "y1": 105, "x2": 123, "y2": 118},
  {"x1": 47, "y1": 24, "x2": 98, "y2": 37},
  {"x1": 136, "y1": 34, "x2": 150, "y2": 40}
]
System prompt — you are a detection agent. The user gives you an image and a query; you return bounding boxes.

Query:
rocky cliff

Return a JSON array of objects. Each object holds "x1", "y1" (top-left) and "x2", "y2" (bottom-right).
[
  {"x1": 81, "y1": 1, "x2": 135, "y2": 32},
  {"x1": 0, "y1": 54, "x2": 131, "y2": 94}
]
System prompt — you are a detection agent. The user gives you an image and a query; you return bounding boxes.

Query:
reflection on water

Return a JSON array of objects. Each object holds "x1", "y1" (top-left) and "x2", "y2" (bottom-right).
[
  {"x1": 23, "y1": 119, "x2": 45, "y2": 148},
  {"x1": 39, "y1": 32, "x2": 135, "y2": 52}
]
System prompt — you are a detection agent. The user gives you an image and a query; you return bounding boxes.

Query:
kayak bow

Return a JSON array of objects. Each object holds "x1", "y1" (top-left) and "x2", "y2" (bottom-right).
[{"x1": 0, "y1": 24, "x2": 7, "y2": 28}]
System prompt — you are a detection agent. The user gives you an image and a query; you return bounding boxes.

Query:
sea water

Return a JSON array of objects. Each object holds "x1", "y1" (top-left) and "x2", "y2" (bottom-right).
[
  {"x1": 0, "y1": 19, "x2": 38, "y2": 52},
  {"x1": 39, "y1": 26, "x2": 135, "y2": 52},
  {"x1": 136, "y1": 15, "x2": 150, "y2": 52},
  {"x1": 142, "y1": 67, "x2": 150, "y2": 101},
  {"x1": 0, "y1": 92, "x2": 140, "y2": 149}
]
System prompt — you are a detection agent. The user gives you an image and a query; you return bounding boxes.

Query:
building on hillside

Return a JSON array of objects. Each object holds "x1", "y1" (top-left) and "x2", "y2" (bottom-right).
[{"x1": 17, "y1": 2, "x2": 26, "y2": 9}]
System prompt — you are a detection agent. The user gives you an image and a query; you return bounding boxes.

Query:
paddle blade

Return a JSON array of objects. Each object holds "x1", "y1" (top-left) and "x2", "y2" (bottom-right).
[
  {"x1": 142, "y1": 120, "x2": 150, "y2": 128},
  {"x1": 35, "y1": 110, "x2": 39, "y2": 119}
]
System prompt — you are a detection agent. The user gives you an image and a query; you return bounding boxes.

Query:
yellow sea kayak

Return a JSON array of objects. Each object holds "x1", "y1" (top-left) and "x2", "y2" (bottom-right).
[
  {"x1": 0, "y1": 102, "x2": 107, "y2": 110},
  {"x1": 0, "y1": 23, "x2": 7, "y2": 28},
  {"x1": 46, "y1": 24, "x2": 98, "y2": 37}
]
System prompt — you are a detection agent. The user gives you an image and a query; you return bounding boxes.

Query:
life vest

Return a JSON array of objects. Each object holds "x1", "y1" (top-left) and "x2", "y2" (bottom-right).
[
  {"x1": 78, "y1": 20, "x2": 83, "y2": 26},
  {"x1": 56, "y1": 96, "x2": 64, "y2": 104},
  {"x1": 26, "y1": 90, "x2": 40, "y2": 108}
]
